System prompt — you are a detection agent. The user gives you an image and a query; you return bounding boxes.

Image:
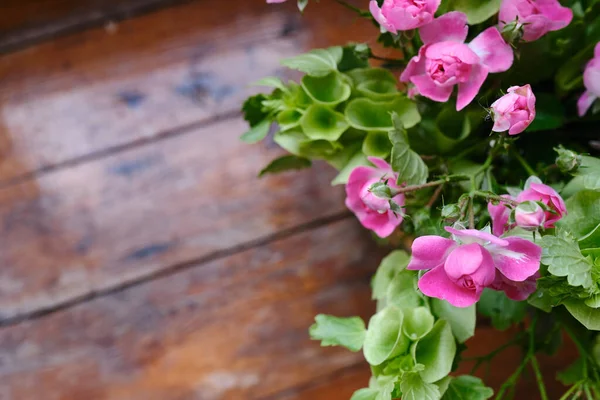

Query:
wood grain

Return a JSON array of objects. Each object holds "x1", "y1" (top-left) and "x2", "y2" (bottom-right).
[
  {"x1": 0, "y1": 116, "x2": 351, "y2": 323},
  {"x1": 0, "y1": 0, "x2": 188, "y2": 53},
  {"x1": 0, "y1": 0, "x2": 381, "y2": 186},
  {"x1": 0, "y1": 218, "x2": 381, "y2": 400}
]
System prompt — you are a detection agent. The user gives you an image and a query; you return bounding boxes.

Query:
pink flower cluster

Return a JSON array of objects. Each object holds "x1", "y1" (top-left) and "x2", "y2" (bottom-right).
[
  {"x1": 401, "y1": 12, "x2": 513, "y2": 110},
  {"x1": 345, "y1": 157, "x2": 405, "y2": 238},
  {"x1": 490, "y1": 85, "x2": 536, "y2": 135},
  {"x1": 578, "y1": 43, "x2": 600, "y2": 117},
  {"x1": 408, "y1": 227, "x2": 541, "y2": 307},
  {"x1": 499, "y1": 0, "x2": 573, "y2": 42},
  {"x1": 489, "y1": 178, "x2": 567, "y2": 236}
]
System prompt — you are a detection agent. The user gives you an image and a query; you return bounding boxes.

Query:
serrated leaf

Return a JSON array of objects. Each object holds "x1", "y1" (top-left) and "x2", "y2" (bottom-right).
[
  {"x1": 258, "y1": 155, "x2": 311, "y2": 177},
  {"x1": 415, "y1": 320, "x2": 456, "y2": 383},
  {"x1": 559, "y1": 190, "x2": 600, "y2": 250},
  {"x1": 442, "y1": 375, "x2": 494, "y2": 400},
  {"x1": 309, "y1": 314, "x2": 366, "y2": 352},
  {"x1": 477, "y1": 289, "x2": 527, "y2": 330},
  {"x1": 431, "y1": 299, "x2": 476, "y2": 343},
  {"x1": 389, "y1": 115, "x2": 428, "y2": 185},
  {"x1": 540, "y1": 235, "x2": 594, "y2": 289},
  {"x1": 371, "y1": 250, "x2": 411, "y2": 300},
  {"x1": 400, "y1": 373, "x2": 441, "y2": 400},
  {"x1": 281, "y1": 47, "x2": 343, "y2": 77},
  {"x1": 240, "y1": 119, "x2": 271, "y2": 143}
]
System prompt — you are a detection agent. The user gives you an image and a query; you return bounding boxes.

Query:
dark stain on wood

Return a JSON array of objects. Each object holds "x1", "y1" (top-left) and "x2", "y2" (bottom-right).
[
  {"x1": 118, "y1": 90, "x2": 147, "y2": 108},
  {"x1": 175, "y1": 71, "x2": 237, "y2": 103},
  {"x1": 109, "y1": 154, "x2": 161, "y2": 177},
  {"x1": 125, "y1": 242, "x2": 172, "y2": 261}
]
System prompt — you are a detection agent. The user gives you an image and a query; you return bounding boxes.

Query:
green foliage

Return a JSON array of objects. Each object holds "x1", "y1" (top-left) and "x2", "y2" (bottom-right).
[
  {"x1": 540, "y1": 233, "x2": 595, "y2": 289},
  {"x1": 414, "y1": 320, "x2": 457, "y2": 383},
  {"x1": 442, "y1": 376, "x2": 494, "y2": 400},
  {"x1": 403, "y1": 307, "x2": 435, "y2": 341},
  {"x1": 258, "y1": 155, "x2": 311, "y2": 177},
  {"x1": 389, "y1": 115, "x2": 429, "y2": 186},
  {"x1": 441, "y1": 0, "x2": 501, "y2": 24},
  {"x1": 564, "y1": 299, "x2": 600, "y2": 330},
  {"x1": 301, "y1": 105, "x2": 349, "y2": 141},
  {"x1": 242, "y1": 94, "x2": 270, "y2": 127},
  {"x1": 477, "y1": 289, "x2": 527, "y2": 330},
  {"x1": 371, "y1": 251, "x2": 411, "y2": 301},
  {"x1": 363, "y1": 307, "x2": 409, "y2": 366},
  {"x1": 527, "y1": 93, "x2": 566, "y2": 132},
  {"x1": 345, "y1": 97, "x2": 420, "y2": 131},
  {"x1": 240, "y1": 119, "x2": 271, "y2": 144},
  {"x1": 400, "y1": 373, "x2": 441, "y2": 400},
  {"x1": 309, "y1": 314, "x2": 367, "y2": 352},
  {"x1": 431, "y1": 299, "x2": 476, "y2": 343},
  {"x1": 281, "y1": 47, "x2": 343, "y2": 77},
  {"x1": 301, "y1": 73, "x2": 351, "y2": 106}
]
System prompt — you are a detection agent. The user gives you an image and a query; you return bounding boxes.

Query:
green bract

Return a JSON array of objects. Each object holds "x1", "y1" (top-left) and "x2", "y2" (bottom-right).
[{"x1": 363, "y1": 307, "x2": 409, "y2": 366}]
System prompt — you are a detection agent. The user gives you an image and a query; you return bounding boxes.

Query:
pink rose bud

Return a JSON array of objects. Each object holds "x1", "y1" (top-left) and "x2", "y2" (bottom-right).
[
  {"x1": 516, "y1": 178, "x2": 567, "y2": 228},
  {"x1": 499, "y1": 0, "x2": 573, "y2": 42},
  {"x1": 515, "y1": 201, "x2": 546, "y2": 230},
  {"x1": 490, "y1": 85, "x2": 536, "y2": 135},
  {"x1": 407, "y1": 227, "x2": 541, "y2": 307},
  {"x1": 369, "y1": 0, "x2": 442, "y2": 33},
  {"x1": 578, "y1": 42, "x2": 600, "y2": 117},
  {"x1": 487, "y1": 195, "x2": 515, "y2": 237},
  {"x1": 345, "y1": 157, "x2": 405, "y2": 238},
  {"x1": 401, "y1": 12, "x2": 514, "y2": 111}
]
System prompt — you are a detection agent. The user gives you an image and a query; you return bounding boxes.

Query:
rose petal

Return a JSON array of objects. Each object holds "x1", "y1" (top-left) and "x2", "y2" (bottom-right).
[
  {"x1": 490, "y1": 237, "x2": 542, "y2": 282},
  {"x1": 468, "y1": 27, "x2": 514, "y2": 73},
  {"x1": 456, "y1": 64, "x2": 488, "y2": 110},
  {"x1": 426, "y1": 42, "x2": 480, "y2": 65},
  {"x1": 444, "y1": 243, "x2": 496, "y2": 287},
  {"x1": 419, "y1": 11, "x2": 468, "y2": 45},
  {"x1": 445, "y1": 227, "x2": 509, "y2": 247},
  {"x1": 577, "y1": 91, "x2": 596, "y2": 117},
  {"x1": 407, "y1": 235, "x2": 456, "y2": 270},
  {"x1": 411, "y1": 75, "x2": 455, "y2": 102},
  {"x1": 418, "y1": 265, "x2": 480, "y2": 307}
]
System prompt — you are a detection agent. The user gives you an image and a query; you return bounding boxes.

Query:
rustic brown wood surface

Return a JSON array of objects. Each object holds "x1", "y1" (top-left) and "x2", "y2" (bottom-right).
[{"x1": 0, "y1": 0, "x2": 578, "y2": 399}]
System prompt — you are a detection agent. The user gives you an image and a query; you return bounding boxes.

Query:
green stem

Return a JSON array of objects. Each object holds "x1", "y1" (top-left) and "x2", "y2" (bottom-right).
[
  {"x1": 558, "y1": 384, "x2": 581, "y2": 400},
  {"x1": 471, "y1": 191, "x2": 519, "y2": 207},
  {"x1": 390, "y1": 174, "x2": 471, "y2": 195},
  {"x1": 530, "y1": 355, "x2": 549, "y2": 400},
  {"x1": 512, "y1": 149, "x2": 537, "y2": 176},
  {"x1": 468, "y1": 197, "x2": 475, "y2": 229}
]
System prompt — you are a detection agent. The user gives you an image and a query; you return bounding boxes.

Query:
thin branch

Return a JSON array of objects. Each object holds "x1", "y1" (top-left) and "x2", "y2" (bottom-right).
[{"x1": 426, "y1": 184, "x2": 444, "y2": 208}]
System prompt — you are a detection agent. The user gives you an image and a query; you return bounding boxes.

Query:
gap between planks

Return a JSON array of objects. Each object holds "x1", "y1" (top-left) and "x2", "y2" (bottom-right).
[{"x1": 0, "y1": 210, "x2": 353, "y2": 328}]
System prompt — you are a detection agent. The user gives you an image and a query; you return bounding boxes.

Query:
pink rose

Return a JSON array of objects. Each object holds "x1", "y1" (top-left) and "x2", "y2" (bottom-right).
[
  {"x1": 488, "y1": 195, "x2": 515, "y2": 237},
  {"x1": 499, "y1": 0, "x2": 573, "y2": 42},
  {"x1": 345, "y1": 157, "x2": 405, "y2": 238},
  {"x1": 491, "y1": 272, "x2": 540, "y2": 301},
  {"x1": 491, "y1": 85, "x2": 536, "y2": 135},
  {"x1": 516, "y1": 179, "x2": 567, "y2": 228},
  {"x1": 578, "y1": 42, "x2": 600, "y2": 117},
  {"x1": 514, "y1": 201, "x2": 546, "y2": 229},
  {"x1": 401, "y1": 12, "x2": 514, "y2": 111},
  {"x1": 408, "y1": 227, "x2": 542, "y2": 307},
  {"x1": 369, "y1": 0, "x2": 441, "y2": 33}
]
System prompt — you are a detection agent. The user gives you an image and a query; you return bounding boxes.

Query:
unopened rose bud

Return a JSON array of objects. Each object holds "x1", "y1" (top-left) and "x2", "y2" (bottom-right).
[
  {"x1": 441, "y1": 203, "x2": 461, "y2": 223},
  {"x1": 501, "y1": 19, "x2": 524, "y2": 45},
  {"x1": 515, "y1": 201, "x2": 546, "y2": 230},
  {"x1": 362, "y1": 182, "x2": 393, "y2": 214},
  {"x1": 491, "y1": 85, "x2": 536, "y2": 135},
  {"x1": 555, "y1": 147, "x2": 581, "y2": 173}
]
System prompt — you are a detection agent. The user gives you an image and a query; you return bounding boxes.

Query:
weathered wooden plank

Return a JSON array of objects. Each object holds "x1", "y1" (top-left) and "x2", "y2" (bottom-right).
[
  {"x1": 0, "y1": 116, "x2": 350, "y2": 323},
  {"x1": 0, "y1": 0, "x2": 379, "y2": 186},
  {"x1": 0, "y1": 218, "x2": 381, "y2": 400},
  {"x1": 0, "y1": 0, "x2": 187, "y2": 53}
]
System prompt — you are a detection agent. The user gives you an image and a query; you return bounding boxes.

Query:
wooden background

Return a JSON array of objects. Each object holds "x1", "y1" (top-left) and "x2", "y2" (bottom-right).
[{"x1": 0, "y1": 0, "x2": 577, "y2": 399}]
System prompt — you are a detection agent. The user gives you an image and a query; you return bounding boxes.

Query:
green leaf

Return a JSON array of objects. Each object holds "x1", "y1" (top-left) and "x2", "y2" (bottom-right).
[
  {"x1": 363, "y1": 307, "x2": 410, "y2": 366},
  {"x1": 403, "y1": 307, "x2": 435, "y2": 341},
  {"x1": 309, "y1": 314, "x2": 366, "y2": 352},
  {"x1": 415, "y1": 320, "x2": 456, "y2": 383},
  {"x1": 331, "y1": 150, "x2": 370, "y2": 185},
  {"x1": 350, "y1": 388, "x2": 379, "y2": 400},
  {"x1": 431, "y1": 299, "x2": 476, "y2": 343},
  {"x1": 252, "y1": 77, "x2": 287, "y2": 91},
  {"x1": 477, "y1": 289, "x2": 527, "y2": 330},
  {"x1": 540, "y1": 234, "x2": 594, "y2": 289},
  {"x1": 564, "y1": 299, "x2": 600, "y2": 330},
  {"x1": 449, "y1": 0, "x2": 501, "y2": 24},
  {"x1": 436, "y1": 376, "x2": 452, "y2": 397},
  {"x1": 258, "y1": 155, "x2": 311, "y2": 177},
  {"x1": 345, "y1": 97, "x2": 421, "y2": 132},
  {"x1": 387, "y1": 271, "x2": 424, "y2": 310},
  {"x1": 389, "y1": 116, "x2": 428, "y2": 186},
  {"x1": 281, "y1": 47, "x2": 343, "y2": 77},
  {"x1": 372, "y1": 250, "x2": 411, "y2": 300},
  {"x1": 273, "y1": 129, "x2": 310, "y2": 155},
  {"x1": 400, "y1": 373, "x2": 441, "y2": 400},
  {"x1": 442, "y1": 375, "x2": 494, "y2": 400},
  {"x1": 300, "y1": 104, "x2": 349, "y2": 141},
  {"x1": 338, "y1": 43, "x2": 371, "y2": 72},
  {"x1": 346, "y1": 67, "x2": 398, "y2": 85},
  {"x1": 240, "y1": 119, "x2": 271, "y2": 143},
  {"x1": 242, "y1": 94, "x2": 269, "y2": 126},
  {"x1": 560, "y1": 190, "x2": 600, "y2": 250},
  {"x1": 557, "y1": 358, "x2": 585, "y2": 386},
  {"x1": 297, "y1": 0, "x2": 309, "y2": 12},
  {"x1": 363, "y1": 131, "x2": 393, "y2": 158},
  {"x1": 301, "y1": 72, "x2": 352, "y2": 106},
  {"x1": 276, "y1": 109, "x2": 303, "y2": 131}
]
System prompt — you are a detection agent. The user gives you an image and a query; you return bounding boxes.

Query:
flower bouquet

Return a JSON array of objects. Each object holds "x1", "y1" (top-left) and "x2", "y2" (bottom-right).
[{"x1": 242, "y1": 0, "x2": 600, "y2": 398}]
